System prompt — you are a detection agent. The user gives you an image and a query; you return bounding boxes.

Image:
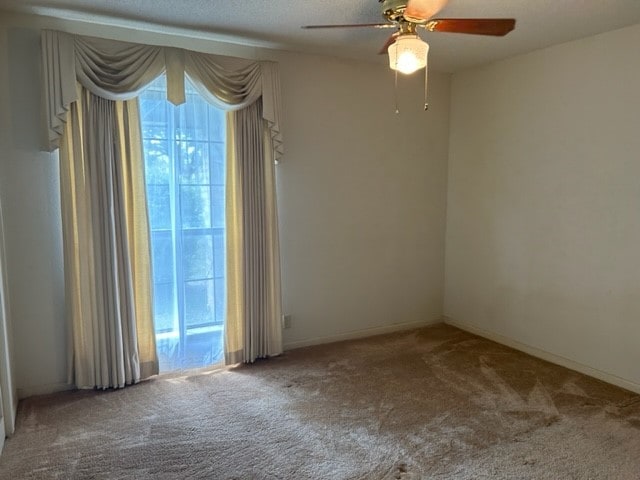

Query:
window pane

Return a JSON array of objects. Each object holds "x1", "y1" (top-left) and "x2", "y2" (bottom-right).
[
  {"x1": 178, "y1": 141, "x2": 209, "y2": 185},
  {"x1": 214, "y1": 278, "x2": 225, "y2": 323},
  {"x1": 183, "y1": 234, "x2": 213, "y2": 280},
  {"x1": 210, "y1": 142, "x2": 225, "y2": 186},
  {"x1": 139, "y1": 89, "x2": 166, "y2": 124},
  {"x1": 143, "y1": 124, "x2": 169, "y2": 141},
  {"x1": 176, "y1": 96, "x2": 209, "y2": 142},
  {"x1": 211, "y1": 186, "x2": 225, "y2": 229},
  {"x1": 180, "y1": 186, "x2": 211, "y2": 229},
  {"x1": 191, "y1": 99, "x2": 210, "y2": 141},
  {"x1": 184, "y1": 280, "x2": 215, "y2": 327},
  {"x1": 208, "y1": 107, "x2": 225, "y2": 142},
  {"x1": 153, "y1": 283, "x2": 175, "y2": 332},
  {"x1": 213, "y1": 230, "x2": 225, "y2": 278},
  {"x1": 147, "y1": 185, "x2": 171, "y2": 230},
  {"x1": 143, "y1": 140, "x2": 171, "y2": 185},
  {"x1": 151, "y1": 233, "x2": 174, "y2": 283},
  {"x1": 175, "y1": 103, "x2": 193, "y2": 141}
]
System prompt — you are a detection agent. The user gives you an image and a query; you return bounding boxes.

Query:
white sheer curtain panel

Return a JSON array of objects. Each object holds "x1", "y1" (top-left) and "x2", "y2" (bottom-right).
[{"x1": 41, "y1": 30, "x2": 284, "y2": 375}]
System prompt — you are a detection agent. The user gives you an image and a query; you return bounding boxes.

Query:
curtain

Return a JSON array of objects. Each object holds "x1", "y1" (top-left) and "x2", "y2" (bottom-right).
[
  {"x1": 41, "y1": 30, "x2": 284, "y2": 373},
  {"x1": 60, "y1": 87, "x2": 158, "y2": 388},
  {"x1": 225, "y1": 102, "x2": 283, "y2": 363},
  {"x1": 42, "y1": 31, "x2": 283, "y2": 163}
]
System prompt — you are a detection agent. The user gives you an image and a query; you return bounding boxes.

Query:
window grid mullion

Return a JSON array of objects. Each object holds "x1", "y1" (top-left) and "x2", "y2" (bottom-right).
[{"x1": 171, "y1": 99, "x2": 188, "y2": 355}]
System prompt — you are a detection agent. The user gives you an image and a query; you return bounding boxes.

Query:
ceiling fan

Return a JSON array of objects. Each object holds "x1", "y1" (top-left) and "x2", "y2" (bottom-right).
[{"x1": 303, "y1": 0, "x2": 516, "y2": 76}]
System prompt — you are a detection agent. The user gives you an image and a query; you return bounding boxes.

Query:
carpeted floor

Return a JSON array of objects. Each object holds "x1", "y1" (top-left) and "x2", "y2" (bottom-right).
[{"x1": 1, "y1": 324, "x2": 640, "y2": 479}]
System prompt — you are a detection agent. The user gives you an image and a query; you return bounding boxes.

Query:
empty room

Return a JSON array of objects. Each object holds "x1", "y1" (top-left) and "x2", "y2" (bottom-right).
[{"x1": 0, "y1": 0, "x2": 639, "y2": 478}]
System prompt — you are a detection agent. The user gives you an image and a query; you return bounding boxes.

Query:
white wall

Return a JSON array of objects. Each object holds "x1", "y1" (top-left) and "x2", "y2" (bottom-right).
[
  {"x1": 0, "y1": 13, "x2": 450, "y2": 395},
  {"x1": 445, "y1": 23, "x2": 640, "y2": 390},
  {"x1": 277, "y1": 53, "x2": 450, "y2": 348},
  {"x1": 0, "y1": 23, "x2": 67, "y2": 397}
]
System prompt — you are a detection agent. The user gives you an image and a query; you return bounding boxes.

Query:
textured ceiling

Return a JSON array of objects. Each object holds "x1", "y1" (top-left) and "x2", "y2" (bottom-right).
[{"x1": 2, "y1": 0, "x2": 640, "y2": 72}]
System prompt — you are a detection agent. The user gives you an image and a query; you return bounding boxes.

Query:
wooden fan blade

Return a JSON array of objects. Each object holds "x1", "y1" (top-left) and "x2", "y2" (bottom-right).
[
  {"x1": 405, "y1": 0, "x2": 450, "y2": 22},
  {"x1": 302, "y1": 23, "x2": 395, "y2": 29},
  {"x1": 378, "y1": 33, "x2": 400, "y2": 55},
  {"x1": 425, "y1": 18, "x2": 516, "y2": 36}
]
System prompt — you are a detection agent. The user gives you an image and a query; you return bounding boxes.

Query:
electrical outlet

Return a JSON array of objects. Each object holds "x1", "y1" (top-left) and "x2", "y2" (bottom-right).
[{"x1": 282, "y1": 314, "x2": 292, "y2": 329}]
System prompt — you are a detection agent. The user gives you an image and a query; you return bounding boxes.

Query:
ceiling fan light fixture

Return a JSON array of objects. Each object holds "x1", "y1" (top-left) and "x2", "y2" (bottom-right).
[{"x1": 388, "y1": 35, "x2": 429, "y2": 75}]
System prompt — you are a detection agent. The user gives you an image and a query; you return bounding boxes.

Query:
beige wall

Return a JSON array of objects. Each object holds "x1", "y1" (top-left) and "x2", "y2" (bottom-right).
[
  {"x1": 276, "y1": 52, "x2": 450, "y2": 348},
  {"x1": 0, "y1": 23, "x2": 68, "y2": 398},
  {"x1": 0, "y1": 13, "x2": 450, "y2": 395},
  {"x1": 445, "y1": 23, "x2": 640, "y2": 390}
]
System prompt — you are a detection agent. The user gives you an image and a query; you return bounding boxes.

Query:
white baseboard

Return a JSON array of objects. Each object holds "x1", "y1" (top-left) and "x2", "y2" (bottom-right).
[
  {"x1": 17, "y1": 382, "x2": 75, "y2": 400},
  {"x1": 444, "y1": 316, "x2": 640, "y2": 395},
  {"x1": 283, "y1": 318, "x2": 441, "y2": 351}
]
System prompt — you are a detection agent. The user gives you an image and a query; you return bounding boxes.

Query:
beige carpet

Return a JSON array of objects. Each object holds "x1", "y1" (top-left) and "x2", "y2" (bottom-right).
[{"x1": 1, "y1": 324, "x2": 640, "y2": 479}]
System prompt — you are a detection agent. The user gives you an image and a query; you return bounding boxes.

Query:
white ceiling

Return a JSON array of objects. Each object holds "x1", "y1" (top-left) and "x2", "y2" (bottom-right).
[{"x1": 2, "y1": 0, "x2": 640, "y2": 72}]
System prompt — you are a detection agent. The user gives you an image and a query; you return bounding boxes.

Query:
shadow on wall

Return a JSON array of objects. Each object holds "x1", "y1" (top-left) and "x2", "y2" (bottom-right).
[
  {"x1": 3, "y1": 26, "x2": 67, "y2": 397},
  {"x1": 8, "y1": 27, "x2": 44, "y2": 152}
]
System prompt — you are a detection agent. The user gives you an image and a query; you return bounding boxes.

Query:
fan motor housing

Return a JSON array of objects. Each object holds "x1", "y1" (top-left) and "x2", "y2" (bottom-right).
[{"x1": 380, "y1": 0, "x2": 408, "y2": 22}]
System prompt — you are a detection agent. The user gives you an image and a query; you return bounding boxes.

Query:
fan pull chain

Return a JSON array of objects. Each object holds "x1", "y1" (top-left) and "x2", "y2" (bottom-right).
[
  {"x1": 394, "y1": 42, "x2": 400, "y2": 114},
  {"x1": 394, "y1": 66, "x2": 400, "y2": 114},
  {"x1": 424, "y1": 64, "x2": 429, "y2": 111}
]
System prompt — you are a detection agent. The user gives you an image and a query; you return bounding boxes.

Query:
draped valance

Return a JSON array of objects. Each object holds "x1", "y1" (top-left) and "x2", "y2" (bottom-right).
[{"x1": 41, "y1": 30, "x2": 283, "y2": 161}]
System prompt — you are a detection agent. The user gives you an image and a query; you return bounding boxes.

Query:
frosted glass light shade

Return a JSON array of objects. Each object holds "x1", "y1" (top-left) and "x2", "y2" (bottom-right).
[{"x1": 388, "y1": 35, "x2": 429, "y2": 75}]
